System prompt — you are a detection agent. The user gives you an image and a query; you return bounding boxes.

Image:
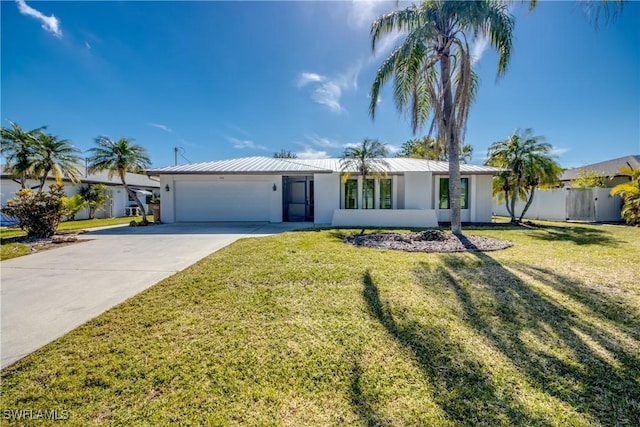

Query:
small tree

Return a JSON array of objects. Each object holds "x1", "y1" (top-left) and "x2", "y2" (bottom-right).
[
  {"x1": 570, "y1": 169, "x2": 610, "y2": 188},
  {"x1": 273, "y1": 149, "x2": 298, "y2": 159},
  {"x1": 396, "y1": 136, "x2": 473, "y2": 163},
  {"x1": 63, "y1": 194, "x2": 87, "y2": 221},
  {"x1": 1, "y1": 183, "x2": 67, "y2": 237},
  {"x1": 610, "y1": 166, "x2": 640, "y2": 226},
  {"x1": 79, "y1": 184, "x2": 110, "y2": 219}
]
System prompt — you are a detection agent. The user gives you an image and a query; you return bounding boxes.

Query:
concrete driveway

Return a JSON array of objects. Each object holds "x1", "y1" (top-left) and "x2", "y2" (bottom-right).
[{"x1": 1, "y1": 222, "x2": 307, "y2": 369}]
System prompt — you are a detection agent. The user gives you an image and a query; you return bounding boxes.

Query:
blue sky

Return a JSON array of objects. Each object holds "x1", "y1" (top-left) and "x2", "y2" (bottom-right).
[{"x1": 1, "y1": 1, "x2": 638, "y2": 169}]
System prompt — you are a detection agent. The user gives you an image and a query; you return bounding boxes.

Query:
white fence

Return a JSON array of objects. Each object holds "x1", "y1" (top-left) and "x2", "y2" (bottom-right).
[{"x1": 492, "y1": 187, "x2": 623, "y2": 222}]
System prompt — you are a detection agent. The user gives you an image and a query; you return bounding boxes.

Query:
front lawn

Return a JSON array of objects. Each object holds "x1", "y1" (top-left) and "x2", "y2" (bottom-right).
[{"x1": 1, "y1": 223, "x2": 638, "y2": 425}]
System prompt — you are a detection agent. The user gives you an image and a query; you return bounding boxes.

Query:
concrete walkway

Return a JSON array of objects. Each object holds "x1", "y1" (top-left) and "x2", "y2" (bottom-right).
[{"x1": 1, "y1": 222, "x2": 308, "y2": 369}]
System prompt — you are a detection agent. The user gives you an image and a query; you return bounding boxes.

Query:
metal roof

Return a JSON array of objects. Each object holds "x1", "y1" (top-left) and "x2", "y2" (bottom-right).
[
  {"x1": 561, "y1": 155, "x2": 640, "y2": 181},
  {"x1": 147, "y1": 157, "x2": 501, "y2": 175}
]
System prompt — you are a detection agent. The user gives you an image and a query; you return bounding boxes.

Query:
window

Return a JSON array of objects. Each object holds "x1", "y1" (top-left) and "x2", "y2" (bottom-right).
[
  {"x1": 439, "y1": 178, "x2": 469, "y2": 209},
  {"x1": 380, "y1": 178, "x2": 392, "y2": 209},
  {"x1": 364, "y1": 179, "x2": 375, "y2": 209},
  {"x1": 345, "y1": 180, "x2": 358, "y2": 209}
]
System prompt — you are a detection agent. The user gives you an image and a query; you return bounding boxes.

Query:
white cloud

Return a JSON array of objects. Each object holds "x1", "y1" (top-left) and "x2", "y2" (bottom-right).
[
  {"x1": 348, "y1": 0, "x2": 397, "y2": 29},
  {"x1": 85, "y1": 41, "x2": 91, "y2": 50},
  {"x1": 296, "y1": 148, "x2": 330, "y2": 159},
  {"x1": 305, "y1": 134, "x2": 342, "y2": 149},
  {"x1": 16, "y1": 0, "x2": 62, "y2": 38},
  {"x1": 229, "y1": 137, "x2": 267, "y2": 151},
  {"x1": 550, "y1": 147, "x2": 570, "y2": 156},
  {"x1": 297, "y1": 64, "x2": 361, "y2": 114},
  {"x1": 371, "y1": 30, "x2": 405, "y2": 58},
  {"x1": 470, "y1": 36, "x2": 490, "y2": 65},
  {"x1": 149, "y1": 123, "x2": 172, "y2": 133},
  {"x1": 386, "y1": 144, "x2": 401, "y2": 154},
  {"x1": 311, "y1": 81, "x2": 343, "y2": 113},
  {"x1": 297, "y1": 72, "x2": 325, "y2": 87}
]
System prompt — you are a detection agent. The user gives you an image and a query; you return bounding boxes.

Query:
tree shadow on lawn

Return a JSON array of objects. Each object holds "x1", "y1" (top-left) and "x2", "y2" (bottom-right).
[
  {"x1": 361, "y1": 271, "x2": 554, "y2": 426},
  {"x1": 414, "y1": 254, "x2": 640, "y2": 425},
  {"x1": 520, "y1": 224, "x2": 621, "y2": 246},
  {"x1": 348, "y1": 357, "x2": 391, "y2": 427}
]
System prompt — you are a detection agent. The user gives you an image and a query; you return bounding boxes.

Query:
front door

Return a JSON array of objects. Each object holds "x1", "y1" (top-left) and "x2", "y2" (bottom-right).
[{"x1": 283, "y1": 176, "x2": 314, "y2": 222}]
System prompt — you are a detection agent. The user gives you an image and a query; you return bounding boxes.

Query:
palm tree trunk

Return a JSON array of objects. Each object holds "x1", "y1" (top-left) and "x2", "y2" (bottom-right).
[
  {"x1": 120, "y1": 172, "x2": 148, "y2": 224},
  {"x1": 519, "y1": 187, "x2": 536, "y2": 222},
  {"x1": 38, "y1": 169, "x2": 51, "y2": 192},
  {"x1": 504, "y1": 190, "x2": 514, "y2": 219},
  {"x1": 362, "y1": 174, "x2": 368, "y2": 209},
  {"x1": 440, "y1": 51, "x2": 462, "y2": 235},
  {"x1": 509, "y1": 168, "x2": 522, "y2": 223}
]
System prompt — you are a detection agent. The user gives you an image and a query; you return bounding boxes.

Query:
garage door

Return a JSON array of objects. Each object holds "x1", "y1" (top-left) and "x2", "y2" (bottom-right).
[{"x1": 175, "y1": 181, "x2": 271, "y2": 222}]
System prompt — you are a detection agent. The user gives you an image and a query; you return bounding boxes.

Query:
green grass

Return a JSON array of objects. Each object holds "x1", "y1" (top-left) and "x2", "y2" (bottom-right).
[
  {"x1": 0, "y1": 243, "x2": 31, "y2": 260},
  {"x1": 1, "y1": 223, "x2": 638, "y2": 425},
  {"x1": 0, "y1": 216, "x2": 153, "y2": 240}
]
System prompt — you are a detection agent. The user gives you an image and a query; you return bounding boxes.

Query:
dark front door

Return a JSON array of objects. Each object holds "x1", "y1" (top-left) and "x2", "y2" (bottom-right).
[{"x1": 283, "y1": 176, "x2": 314, "y2": 222}]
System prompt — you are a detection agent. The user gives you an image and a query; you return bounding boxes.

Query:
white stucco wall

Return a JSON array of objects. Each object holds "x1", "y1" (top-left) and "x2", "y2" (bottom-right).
[
  {"x1": 404, "y1": 172, "x2": 431, "y2": 209},
  {"x1": 331, "y1": 209, "x2": 438, "y2": 228},
  {"x1": 313, "y1": 173, "x2": 340, "y2": 225},
  {"x1": 474, "y1": 175, "x2": 494, "y2": 223}
]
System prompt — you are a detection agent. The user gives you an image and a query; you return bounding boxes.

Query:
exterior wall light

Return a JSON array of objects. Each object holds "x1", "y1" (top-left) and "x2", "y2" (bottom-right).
[
  {"x1": 273, "y1": 184, "x2": 277, "y2": 191},
  {"x1": 165, "y1": 184, "x2": 170, "y2": 192}
]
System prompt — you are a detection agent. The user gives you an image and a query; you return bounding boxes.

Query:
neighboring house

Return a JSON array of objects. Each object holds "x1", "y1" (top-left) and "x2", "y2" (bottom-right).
[
  {"x1": 1, "y1": 166, "x2": 160, "y2": 221},
  {"x1": 492, "y1": 155, "x2": 639, "y2": 222},
  {"x1": 560, "y1": 155, "x2": 640, "y2": 187},
  {"x1": 147, "y1": 157, "x2": 500, "y2": 227}
]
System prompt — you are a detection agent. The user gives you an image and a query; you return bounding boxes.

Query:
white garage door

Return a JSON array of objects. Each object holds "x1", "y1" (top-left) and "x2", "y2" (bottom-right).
[{"x1": 175, "y1": 180, "x2": 271, "y2": 222}]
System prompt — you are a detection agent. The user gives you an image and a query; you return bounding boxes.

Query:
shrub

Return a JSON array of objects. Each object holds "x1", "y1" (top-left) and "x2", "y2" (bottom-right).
[
  {"x1": 1, "y1": 184, "x2": 67, "y2": 237},
  {"x1": 78, "y1": 184, "x2": 110, "y2": 219},
  {"x1": 611, "y1": 166, "x2": 640, "y2": 226},
  {"x1": 63, "y1": 194, "x2": 87, "y2": 221}
]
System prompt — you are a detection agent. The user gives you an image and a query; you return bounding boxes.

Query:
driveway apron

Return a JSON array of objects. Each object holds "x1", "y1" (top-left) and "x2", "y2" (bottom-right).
[{"x1": 1, "y1": 222, "x2": 305, "y2": 369}]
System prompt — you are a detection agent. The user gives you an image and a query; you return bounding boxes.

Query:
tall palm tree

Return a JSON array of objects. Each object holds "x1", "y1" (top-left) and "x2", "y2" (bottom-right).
[
  {"x1": 32, "y1": 132, "x2": 82, "y2": 192},
  {"x1": 485, "y1": 128, "x2": 562, "y2": 223},
  {"x1": 0, "y1": 120, "x2": 44, "y2": 188},
  {"x1": 87, "y1": 137, "x2": 152, "y2": 223},
  {"x1": 340, "y1": 138, "x2": 390, "y2": 209},
  {"x1": 369, "y1": 0, "x2": 513, "y2": 235}
]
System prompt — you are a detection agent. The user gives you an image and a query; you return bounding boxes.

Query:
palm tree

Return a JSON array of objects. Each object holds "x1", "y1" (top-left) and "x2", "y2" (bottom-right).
[
  {"x1": 485, "y1": 128, "x2": 562, "y2": 223},
  {"x1": 340, "y1": 138, "x2": 390, "y2": 209},
  {"x1": 32, "y1": 132, "x2": 82, "y2": 192},
  {"x1": 610, "y1": 166, "x2": 640, "y2": 225},
  {"x1": 87, "y1": 137, "x2": 152, "y2": 224},
  {"x1": 397, "y1": 136, "x2": 473, "y2": 163},
  {"x1": 0, "y1": 121, "x2": 44, "y2": 188},
  {"x1": 369, "y1": 0, "x2": 513, "y2": 235},
  {"x1": 79, "y1": 183, "x2": 110, "y2": 219}
]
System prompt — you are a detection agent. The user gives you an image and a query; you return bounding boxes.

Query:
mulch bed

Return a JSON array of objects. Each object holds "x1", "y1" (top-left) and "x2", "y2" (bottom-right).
[{"x1": 344, "y1": 230, "x2": 512, "y2": 253}]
